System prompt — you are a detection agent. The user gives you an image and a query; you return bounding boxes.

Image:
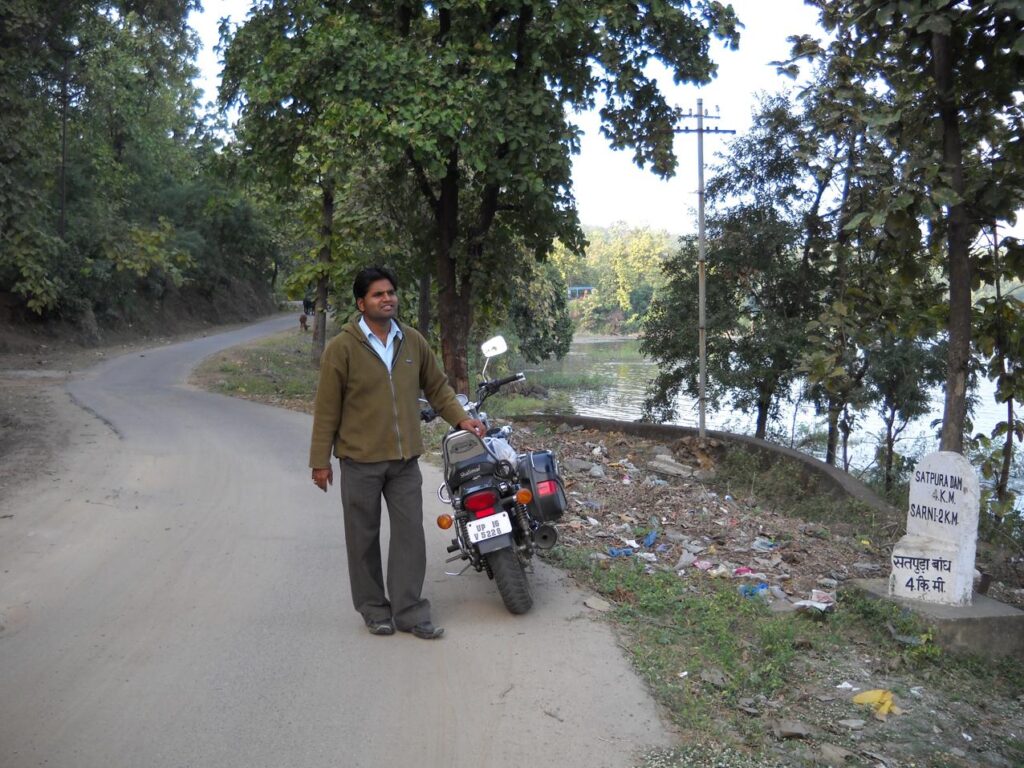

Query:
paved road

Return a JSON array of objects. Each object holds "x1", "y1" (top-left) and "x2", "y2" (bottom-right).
[{"x1": 0, "y1": 316, "x2": 673, "y2": 768}]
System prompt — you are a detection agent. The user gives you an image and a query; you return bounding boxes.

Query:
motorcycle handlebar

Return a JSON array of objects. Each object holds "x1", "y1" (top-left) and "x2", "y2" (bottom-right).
[{"x1": 485, "y1": 372, "x2": 526, "y2": 391}]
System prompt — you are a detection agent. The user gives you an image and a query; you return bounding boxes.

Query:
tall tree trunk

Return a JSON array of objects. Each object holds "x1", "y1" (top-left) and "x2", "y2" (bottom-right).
[
  {"x1": 417, "y1": 259, "x2": 431, "y2": 338},
  {"x1": 826, "y1": 397, "x2": 840, "y2": 466},
  {"x1": 997, "y1": 398, "x2": 1014, "y2": 504},
  {"x1": 933, "y1": 31, "x2": 972, "y2": 453},
  {"x1": 990, "y1": 226, "x2": 1014, "y2": 505},
  {"x1": 839, "y1": 406, "x2": 853, "y2": 471},
  {"x1": 434, "y1": 149, "x2": 471, "y2": 393},
  {"x1": 755, "y1": 401, "x2": 769, "y2": 440},
  {"x1": 311, "y1": 182, "x2": 334, "y2": 368},
  {"x1": 754, "y1": 382, "x2": 774, "y2": 440},
  {"x1": 884, "y1": 406, "x2": 897, "y2": 493},
  {"x1": 435, "y1": 262, "x2": 472, "y2": 394}
]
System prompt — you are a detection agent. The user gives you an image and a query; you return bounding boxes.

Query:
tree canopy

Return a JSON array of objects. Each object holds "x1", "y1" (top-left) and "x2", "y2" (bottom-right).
[
  {"x1": 221, "y1": 0, "x2": 740, "y2": 388},
  {"x1": 0, "y1": 0, "x2": 280, "y2": 329}
]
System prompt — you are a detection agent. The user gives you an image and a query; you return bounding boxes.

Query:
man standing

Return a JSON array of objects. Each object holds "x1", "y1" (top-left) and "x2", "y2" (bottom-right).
[{"x1": 309, "y1": 266, "x2": 485, "y2": 639}]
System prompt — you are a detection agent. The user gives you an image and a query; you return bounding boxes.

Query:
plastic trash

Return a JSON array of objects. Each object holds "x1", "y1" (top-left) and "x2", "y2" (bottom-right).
[
  {"x1": 769, "y1": 585, "x2": 790, "y2": 602},
  {"x1": 642, "y1": 530, "x2": 658, "y2": 548},
  {"x1": 607, "y1": 547, "x2": 634, "y2": 557},
  {"x1": 852, "y1": 689, "x2": 903, "y2": 719},
  {"x1": 793, "y1": 589, "x2": 836, "y2": 614},
  {"x1": 733, "y1": 566, "x2": 755, "y2": 577},
  {"x1": 693, "y1": 559, "x2": 714, "y2": 571},
  {"x1": 738, "y1": 582, "x2": 769, "y2": 599},
  {"x1": 751, "y1": 536, "x2": 777, "y2": 552},
  {"x1": 636, "y1": 552, "x2": 657, "y2": 563}
]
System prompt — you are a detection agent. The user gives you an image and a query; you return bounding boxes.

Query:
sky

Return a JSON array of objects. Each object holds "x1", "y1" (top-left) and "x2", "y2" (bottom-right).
[{"x1": 188, "y1": 1, "x2": 825, "y2": 236}]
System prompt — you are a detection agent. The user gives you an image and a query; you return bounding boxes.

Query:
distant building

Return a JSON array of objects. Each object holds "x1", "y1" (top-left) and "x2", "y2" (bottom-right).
[{"x1": 568, "y1": 285, "x2": 594, "y2": 300}]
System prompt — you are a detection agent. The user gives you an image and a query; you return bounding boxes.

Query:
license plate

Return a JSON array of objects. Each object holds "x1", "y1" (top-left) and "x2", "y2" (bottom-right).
[{"x1": 467, "y1": 511, "x2": 512, "y2": 544}]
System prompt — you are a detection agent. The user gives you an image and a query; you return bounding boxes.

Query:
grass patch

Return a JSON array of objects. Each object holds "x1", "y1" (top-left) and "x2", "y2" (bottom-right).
[
  {"x1": 548, "y1": 544, "x2": 1024, "y2": 760},
  {"x1": 192, "y1": 328, "x2": 321, "y2": 410},
  {"x1": 568, "y1": 338, "x2": 646, "y2": 362},
  {"x1": 547, "y1": 547, "x2": 826, "y2": 741},
  {"x1": 711, "y1": 447, "x2": 894, "y2": 535},
  {"x1": 487, "y1": 392, "x2": 574, "y2": 418},
  {"x1": 523, "y1": 369, "x2": 608, "y2": 392}
]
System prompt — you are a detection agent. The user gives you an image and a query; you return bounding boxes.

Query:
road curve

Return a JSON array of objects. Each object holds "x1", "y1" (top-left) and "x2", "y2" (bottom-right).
[{"x1": 0, "y1": 315, "x2": 673, "y2": 768}]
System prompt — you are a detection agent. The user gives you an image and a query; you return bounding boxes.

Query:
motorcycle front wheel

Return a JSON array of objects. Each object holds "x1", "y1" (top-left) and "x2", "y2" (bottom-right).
[{"x1": 488, "y1": 547, "x2": 533, "y2": 615}]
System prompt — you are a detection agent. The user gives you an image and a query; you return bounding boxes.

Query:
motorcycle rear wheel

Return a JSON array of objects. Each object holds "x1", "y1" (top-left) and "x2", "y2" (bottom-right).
[{"x1": 488, "y1": 548, "x2": 533, "y2": 614}]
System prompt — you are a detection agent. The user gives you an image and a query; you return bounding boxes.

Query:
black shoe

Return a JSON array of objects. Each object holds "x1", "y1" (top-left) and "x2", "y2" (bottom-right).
[
  {"x1": 365, "y1": 618, "x2": 395, "y2": 636},
  {"x1": 400, "y1": 621, "x2": 444, "y2": 640}
]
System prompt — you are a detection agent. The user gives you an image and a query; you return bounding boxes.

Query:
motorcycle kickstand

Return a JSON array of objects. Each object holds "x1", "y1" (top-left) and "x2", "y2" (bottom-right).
[{"x1": 445, "y1": 561, "x2": 473, "y2": 577}]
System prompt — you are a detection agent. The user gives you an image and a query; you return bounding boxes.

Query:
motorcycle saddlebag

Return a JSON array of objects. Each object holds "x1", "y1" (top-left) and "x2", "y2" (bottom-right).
[{"x1": 517, "y1": 450, "x2": 567, "y2": 522}]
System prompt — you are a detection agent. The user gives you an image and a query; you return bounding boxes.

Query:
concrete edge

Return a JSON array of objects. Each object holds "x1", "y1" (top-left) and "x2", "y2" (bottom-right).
[{"x1": 850, "y1": 578, "x2": 1024, "y2": 660}]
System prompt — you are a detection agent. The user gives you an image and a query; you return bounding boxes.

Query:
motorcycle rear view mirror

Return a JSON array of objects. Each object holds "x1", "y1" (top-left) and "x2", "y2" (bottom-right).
[
  {"x1": 480, "y1": 335, "x2": 508, "y2": 379},
  {"x1": 481, "y1": 336, "x2": 508, "y2": 358}
]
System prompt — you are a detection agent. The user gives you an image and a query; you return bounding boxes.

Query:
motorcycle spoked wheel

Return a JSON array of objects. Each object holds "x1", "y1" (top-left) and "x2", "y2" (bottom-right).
[{"x1": 487, "y1": 547, "x2": 533, "y2": 615}]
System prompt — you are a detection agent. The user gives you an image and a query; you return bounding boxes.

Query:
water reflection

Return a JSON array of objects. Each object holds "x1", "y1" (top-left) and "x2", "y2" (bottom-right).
[{"x1": 537, "y1": 338, "x2": 1018, "y2": 496}]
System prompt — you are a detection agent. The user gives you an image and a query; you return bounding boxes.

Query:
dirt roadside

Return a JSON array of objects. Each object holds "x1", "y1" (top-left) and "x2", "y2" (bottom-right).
[{"x1": 0, "y1": 315, "x2": 290, "y2": 503}]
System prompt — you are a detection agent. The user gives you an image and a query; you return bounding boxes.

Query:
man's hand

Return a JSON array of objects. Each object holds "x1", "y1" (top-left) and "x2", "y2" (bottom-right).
[
  {"x1": 458, "y1": 418, "x2": 487, "y2": 438},
  {"x1": 312, "y1": 466, "x2": 333, "y2": 492}
]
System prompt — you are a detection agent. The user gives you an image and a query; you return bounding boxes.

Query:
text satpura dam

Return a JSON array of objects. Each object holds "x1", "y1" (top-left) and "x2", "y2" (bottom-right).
[{"x1": 913, "y1": 470, "x2": 964, "y2": 490}]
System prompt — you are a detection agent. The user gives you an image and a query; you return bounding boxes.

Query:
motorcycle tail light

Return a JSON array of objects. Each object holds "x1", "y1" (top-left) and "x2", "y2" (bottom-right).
[
  {"x1": 515, "y1": 488, "x2": 533, "y2": 505},
  {"x1": 464, "y1": 489, "x2": 499, "y2": 518},
  {"x1": 436, "y1": 513, "x2": 454, "y2": 530},
  {"x1": 536, "y1": 480, "x2": 558, "y2": 497}
]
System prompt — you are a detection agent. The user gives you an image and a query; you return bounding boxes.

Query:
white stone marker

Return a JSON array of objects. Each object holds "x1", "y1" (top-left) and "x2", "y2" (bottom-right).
[{"x1": 889, "y1": 451, "x2": 979, "y2": 606}]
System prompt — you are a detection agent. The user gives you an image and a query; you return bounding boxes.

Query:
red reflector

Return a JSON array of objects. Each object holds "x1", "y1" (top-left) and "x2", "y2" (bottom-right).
[
  {"x1": 537, "y1": 480, "x2": 558, "y2": 496},
  {"x1": 464, "y1": 489, "x2": 499, "y2": 515}
]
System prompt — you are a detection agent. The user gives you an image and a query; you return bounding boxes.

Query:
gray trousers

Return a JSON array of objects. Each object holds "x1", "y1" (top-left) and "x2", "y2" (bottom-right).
[{"x1": 338, "y1": 457, "x2": 431, "y2": 630}]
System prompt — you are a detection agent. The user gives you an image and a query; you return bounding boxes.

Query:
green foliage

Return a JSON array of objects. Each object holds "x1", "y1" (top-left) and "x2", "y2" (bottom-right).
[
  {"x1": 791, "y1": 0, "x2": 1024, "y2": 458},
  {"x1": 642, "y1": 97, "x2": 819, "y2": 438},
  {"x1": 0, "y1": 0, "x2": 280, "y2": 324},
  {"x1": 554, "y1": 225, "x2": 673, "y2": 334},
  {"x1": 863, "y1": 332, "x2": 946, "y2": 490},
  {"x1": 221, "y1": 1, "x2": 740, "y2": 386}
]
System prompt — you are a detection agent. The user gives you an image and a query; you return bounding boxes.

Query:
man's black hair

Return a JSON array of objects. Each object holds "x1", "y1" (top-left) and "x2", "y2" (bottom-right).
[{"x1": 353, "y1": 265, "x2": 399, "y2": 301}]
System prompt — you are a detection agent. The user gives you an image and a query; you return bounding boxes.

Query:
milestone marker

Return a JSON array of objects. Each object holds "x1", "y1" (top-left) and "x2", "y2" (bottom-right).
[{"x1": 889, "y1": 452, "x2": 979, "y2": 606}]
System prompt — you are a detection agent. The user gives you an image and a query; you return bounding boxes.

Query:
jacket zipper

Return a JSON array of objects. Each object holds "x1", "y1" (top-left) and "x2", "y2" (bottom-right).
[
  {"x1": 359, "y1": 329, "x2": 405, "y2": 459},
  {"x1": 388, "y1": 335, "x2": 404, "y2": 457}
]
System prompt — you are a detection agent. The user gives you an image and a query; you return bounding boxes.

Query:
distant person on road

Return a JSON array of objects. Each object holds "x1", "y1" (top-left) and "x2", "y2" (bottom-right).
[
  {"x1": 303, "y1": 297, "x2": 315, "y2": 315},
  {"x1": 308, "y1": 265, "x2": 485, "y2": 640}
]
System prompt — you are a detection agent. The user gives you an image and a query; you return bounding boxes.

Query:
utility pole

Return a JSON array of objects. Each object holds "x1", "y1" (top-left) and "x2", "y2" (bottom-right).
[{"x1": 676, "y1": 98, "x2": 734, "y2": 439}]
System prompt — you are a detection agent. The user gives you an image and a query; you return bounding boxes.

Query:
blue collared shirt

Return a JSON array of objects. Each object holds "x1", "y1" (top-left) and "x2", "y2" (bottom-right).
[{"x1": 359, "y1": 316, "x2": 403, "y2": 370}]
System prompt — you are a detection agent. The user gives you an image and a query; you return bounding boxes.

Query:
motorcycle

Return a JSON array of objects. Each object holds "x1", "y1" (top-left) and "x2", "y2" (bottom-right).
[{"x1": 421, "y1": 335, "x2": 567, "y2": 614}]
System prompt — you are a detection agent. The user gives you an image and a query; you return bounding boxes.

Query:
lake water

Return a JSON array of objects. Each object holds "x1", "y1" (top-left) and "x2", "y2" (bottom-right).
[{"x1": 534, "y1": 338, "x2": 1021, "y2": 499}]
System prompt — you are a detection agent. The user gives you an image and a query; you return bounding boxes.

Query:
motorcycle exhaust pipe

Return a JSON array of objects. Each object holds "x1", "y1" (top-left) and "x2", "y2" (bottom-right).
[{"x1": 533, "y1": 524, "x2": 558, "y2": 550}]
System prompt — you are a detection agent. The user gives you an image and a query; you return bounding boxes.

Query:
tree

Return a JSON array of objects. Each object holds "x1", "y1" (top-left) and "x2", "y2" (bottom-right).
[
  {"x1": 222, "y1": 1, "x2": 740, "y2": 390},
  {"x1": 973, "y1": 228, "x2": 1024, "y2": 517},
  {"x1": 795, "y1": 1, "x2": 1024, "y2": 454},
  {"x1": 1, "y1": 1, "x2": 279, "y2": 330},
  {"x1": 865, "y1": 333, "x2": 947, "y2": 494}
]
